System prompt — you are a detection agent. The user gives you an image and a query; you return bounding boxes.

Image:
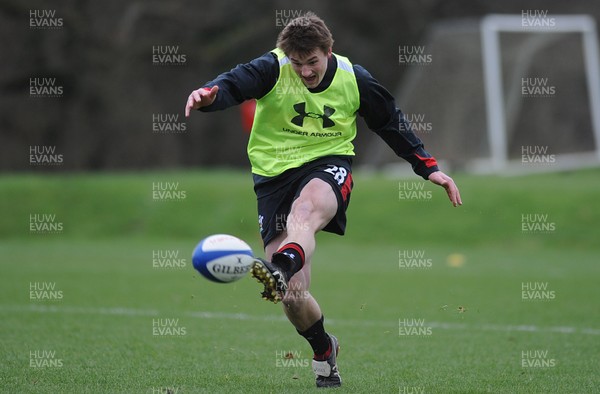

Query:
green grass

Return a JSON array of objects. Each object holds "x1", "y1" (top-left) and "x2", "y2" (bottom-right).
[{"x1": 1, "y1": 169, "x2": 599, "y2": 393}]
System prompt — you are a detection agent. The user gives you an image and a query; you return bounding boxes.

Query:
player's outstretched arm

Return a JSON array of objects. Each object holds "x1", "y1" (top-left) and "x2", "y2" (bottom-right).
[
  {"x1": 428, "y1": 171, "x2": 462, "y2": 207},
  {"x1": 184, "y1": 85, "x2": 219, "y2": 117}
]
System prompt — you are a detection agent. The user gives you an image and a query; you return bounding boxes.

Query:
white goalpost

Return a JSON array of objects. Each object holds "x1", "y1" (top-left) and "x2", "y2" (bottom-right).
[{"x1": 481, "y1": 14, "x2": 600, "y2": 173}]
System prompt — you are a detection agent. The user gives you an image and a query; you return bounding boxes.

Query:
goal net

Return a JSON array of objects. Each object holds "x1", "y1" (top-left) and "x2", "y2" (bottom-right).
[{"x1": 362, "y1": 14, "x2": 600, "y2": 175}]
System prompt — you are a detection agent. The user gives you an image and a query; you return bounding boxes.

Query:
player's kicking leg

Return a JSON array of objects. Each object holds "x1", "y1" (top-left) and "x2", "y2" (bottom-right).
[{"x1": 251, "y1": 178, "x2": 342, "y2": 388}]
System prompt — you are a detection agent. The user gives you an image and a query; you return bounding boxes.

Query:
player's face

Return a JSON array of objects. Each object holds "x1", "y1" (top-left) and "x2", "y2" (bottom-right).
[{"x1": 288, "y1": 48, "x2": 332, "y2": 89}]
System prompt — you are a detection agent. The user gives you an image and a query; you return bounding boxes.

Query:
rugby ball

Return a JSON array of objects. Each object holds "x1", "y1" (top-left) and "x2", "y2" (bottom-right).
[{"x1": 192, "y1": 234, "x2": 254, "y2": 283}]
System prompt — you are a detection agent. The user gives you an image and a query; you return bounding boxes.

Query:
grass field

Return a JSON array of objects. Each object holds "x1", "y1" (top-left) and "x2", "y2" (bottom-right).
[{"x1": 1, "y1": 169, "x2": 599, "y2": 393}]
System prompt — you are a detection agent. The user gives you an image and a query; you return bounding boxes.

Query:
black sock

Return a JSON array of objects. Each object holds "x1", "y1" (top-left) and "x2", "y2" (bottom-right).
[
  {"x1": 297, "y1": 315, "x2": 331, "y2": 360},
  {"x1": 273, "y1": 242, "x2": 305, "y2": 277}
]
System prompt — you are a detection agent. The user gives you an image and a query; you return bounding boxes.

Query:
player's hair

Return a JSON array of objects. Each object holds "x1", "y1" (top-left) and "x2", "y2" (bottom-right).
[{"x1": 276, "y1": 11, "x2": 334, "y2": 57}]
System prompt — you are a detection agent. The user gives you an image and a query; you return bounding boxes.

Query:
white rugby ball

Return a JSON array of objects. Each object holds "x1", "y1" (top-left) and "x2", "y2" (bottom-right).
[{"x1": 192, "y1": 234, "x2": 254, "y2": 283}]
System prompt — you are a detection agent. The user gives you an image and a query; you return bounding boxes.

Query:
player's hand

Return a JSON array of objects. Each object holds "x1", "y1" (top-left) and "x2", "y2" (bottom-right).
[
  {"x1": 428, "y1": 171, "x2": 462, "y2": 207},
  {"x1": 184, "y1": 85, "x2": 219, "y2": 117}
]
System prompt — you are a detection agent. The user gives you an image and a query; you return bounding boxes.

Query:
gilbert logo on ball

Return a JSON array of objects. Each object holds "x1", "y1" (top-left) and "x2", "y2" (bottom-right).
[{"x1": 192, "y1": 234, "x2": 254, "y2": 283}]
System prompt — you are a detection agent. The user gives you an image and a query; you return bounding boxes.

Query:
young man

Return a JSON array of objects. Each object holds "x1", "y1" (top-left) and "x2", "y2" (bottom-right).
[{"x1": 185, "y1": 12, "x2": 461, "y2": 388}]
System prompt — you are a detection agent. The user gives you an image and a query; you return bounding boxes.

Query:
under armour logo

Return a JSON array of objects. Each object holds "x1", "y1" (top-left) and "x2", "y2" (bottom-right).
[{"x1": 291, "y1": 102, "x2": 335, "y2": 128}]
